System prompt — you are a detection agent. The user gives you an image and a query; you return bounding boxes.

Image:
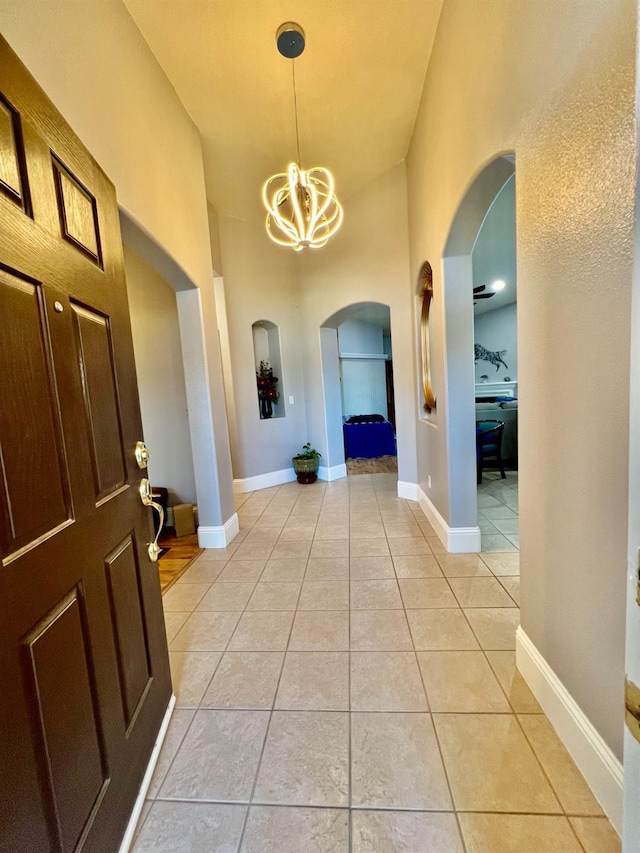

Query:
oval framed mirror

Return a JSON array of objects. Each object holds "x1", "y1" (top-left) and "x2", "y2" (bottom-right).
[{"x1": 419, "y1": 261, "x2": 436, "y2": 413}]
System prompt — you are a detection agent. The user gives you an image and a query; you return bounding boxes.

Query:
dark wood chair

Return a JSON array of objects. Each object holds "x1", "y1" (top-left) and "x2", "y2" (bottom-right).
[{"x1": 476, "y1": 420, "x2": 506, "y2": 484}]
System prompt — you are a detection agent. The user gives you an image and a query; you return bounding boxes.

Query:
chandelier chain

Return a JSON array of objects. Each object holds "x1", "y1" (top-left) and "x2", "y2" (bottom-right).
[{"x1": 292, "y1": 60, "x2": 301, "y2": 166}]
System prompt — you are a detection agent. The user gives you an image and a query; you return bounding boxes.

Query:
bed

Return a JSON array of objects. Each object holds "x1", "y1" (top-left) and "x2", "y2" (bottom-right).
[{"x1": 343, "y1": 415, "x2": 396, "y2": 459}]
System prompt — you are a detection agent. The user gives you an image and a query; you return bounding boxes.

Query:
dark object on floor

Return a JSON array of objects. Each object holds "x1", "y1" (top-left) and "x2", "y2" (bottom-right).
[
  {"x1": 151, "y1": 486, "x2": 169, "y2": 535},
  {"x1": 157, "y1": 547, "x2": 170, "y2": 559},
  {"x1": 476, "y1": 420, "x2": 506, "y2": 483}
]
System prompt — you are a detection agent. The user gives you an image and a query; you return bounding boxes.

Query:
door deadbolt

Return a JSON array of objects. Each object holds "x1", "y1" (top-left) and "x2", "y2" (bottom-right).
[{"x1": 135, "y1": 441, "x2": 151, "y2": 470}]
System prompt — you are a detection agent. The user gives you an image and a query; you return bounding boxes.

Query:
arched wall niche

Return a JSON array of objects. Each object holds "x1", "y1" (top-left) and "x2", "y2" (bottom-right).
[{"x1": 252, "y1": 319, "x2": 286, "y2": 420}]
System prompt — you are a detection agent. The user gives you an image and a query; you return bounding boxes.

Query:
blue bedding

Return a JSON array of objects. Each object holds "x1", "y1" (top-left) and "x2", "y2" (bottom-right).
[{"x1": 343, "y1": 420, "x2": 396, "y2": 459}]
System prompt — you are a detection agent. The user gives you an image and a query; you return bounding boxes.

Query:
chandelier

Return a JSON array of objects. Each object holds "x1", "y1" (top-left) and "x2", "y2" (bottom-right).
[{"x1": 262, "y1": 23, "x2": 343, "y2": 252}]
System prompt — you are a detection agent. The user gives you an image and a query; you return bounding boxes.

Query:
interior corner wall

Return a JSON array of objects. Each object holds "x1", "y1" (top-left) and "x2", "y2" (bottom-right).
[
  {"x1": 299, "y1": 162, "x2": 417, "y2": 486},
  {"x1": 407, "y1": 0, "x2": 635, "y2": 758},
  {"x1": 1, "y1": 0, "x2": 213, "y2": 293},
  {"x1": 218, "y1": 216, "x2": 307, "y2": 480},
  {"x1": 124, "y1": 245, "x2": 196, "y2": 504},
  {"x1": 208, "y1": 203, "x2": 224, "y2": 276}
]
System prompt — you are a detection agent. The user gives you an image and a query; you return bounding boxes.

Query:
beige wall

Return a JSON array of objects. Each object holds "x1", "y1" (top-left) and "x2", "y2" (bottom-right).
[
  {"x1": 1, "y1": 0, "x2": 213, "y2": 293},
  {"x1": 300, "y1": 163, "x2": 417, "y2": 485},
  {"x1": 408, "y1": 0, "x2": 635, "y2": 757},
  {"x1": 219, "y1": 163, "x2": 415, "y2": 486},
  {"x1": 125, "y1": 246, "x2": 196, "y2": 504},
  {"x1": 208, "y1": 204, "x2": 224, "y2": 276},
  {"x1": 218, "y1": 216, "x2": 307, "y2": 479},
  {"x1": 5, "y1": 0, "x2": 634, "y2": 764},
  {"x1": 1, "y1": 0, "x2": 237, "y2": 535}
]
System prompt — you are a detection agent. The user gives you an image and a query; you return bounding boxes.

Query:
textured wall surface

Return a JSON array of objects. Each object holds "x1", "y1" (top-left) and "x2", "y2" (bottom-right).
[
  {"x1": 1, "y1": 0, "x2": 214, "y2": 293},
  {"x1": 219, "y1": 216, "x2": 307, "y2": 479},
  {"x1": 1, "y1": 0, "x2": 237, "y2": 531},
  {"x1": 300, "y1": 163, "x2": 417, "y2": 485},
  {"x1": 407, "y1": 0, "x2": 636, "y2": 757},
  {"x1": 125, "y1": 247, "x2": 196, "y2": 503}
]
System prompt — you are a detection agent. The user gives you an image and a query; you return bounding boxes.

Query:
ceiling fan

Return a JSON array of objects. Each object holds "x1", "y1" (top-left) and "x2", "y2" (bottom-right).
[{"x1": 473, "y1": 284, "x2": 496, "y2": 305}]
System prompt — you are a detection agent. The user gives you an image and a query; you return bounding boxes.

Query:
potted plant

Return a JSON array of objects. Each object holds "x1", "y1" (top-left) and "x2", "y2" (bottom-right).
[{"x1": 292, "y1": 442, "x2": 322, "y2": 484}]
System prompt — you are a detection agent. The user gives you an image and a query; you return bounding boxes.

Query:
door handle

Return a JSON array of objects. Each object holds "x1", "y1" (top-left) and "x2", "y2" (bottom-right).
[{"x1": 139, "y1": 478, "x2": 164, "y2": 562}]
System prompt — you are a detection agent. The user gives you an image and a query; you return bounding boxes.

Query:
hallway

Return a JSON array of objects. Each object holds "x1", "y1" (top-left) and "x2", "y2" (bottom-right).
[{"x1": 133, "y1": 475, "x2": 618, "y2": 852}]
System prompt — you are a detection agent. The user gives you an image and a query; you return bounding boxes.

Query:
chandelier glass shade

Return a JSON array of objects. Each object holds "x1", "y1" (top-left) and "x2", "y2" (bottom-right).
[{"x1": 263, "y1": 162, "x2": 343, "y2": 252}]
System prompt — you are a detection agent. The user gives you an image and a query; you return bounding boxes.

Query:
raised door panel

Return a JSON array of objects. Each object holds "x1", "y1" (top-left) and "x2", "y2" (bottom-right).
[
  {"x1": 71, "y1": 303, "x2": 127, "y2": 504},
  {"x1": 23, "y1": 589, "x2": 107, "y2": 852},
  {"x1": 0, "y1": 92, "x2": 29, "y2": 210},
  {"x1": 52, "y1": 156, "x2": 102, "y2": 266},
  {"x1": 0, "y1": 36, "x2": 172, "y2": 853},
  {"x1": 0, "y1": 267, "x2": 72, "y2": 561},
  {"x1": 104, "y1": 535, "x2": 152, "y2": 728}
]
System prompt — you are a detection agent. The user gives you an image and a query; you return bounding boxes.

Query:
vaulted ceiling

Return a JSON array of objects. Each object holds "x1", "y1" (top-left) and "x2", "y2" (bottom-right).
[{"x1": 123, "y1": 0, "x2": 444, "y2": 221}]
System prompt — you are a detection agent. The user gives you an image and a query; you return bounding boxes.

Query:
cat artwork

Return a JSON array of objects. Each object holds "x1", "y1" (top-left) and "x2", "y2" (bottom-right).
[{"x1": 474, "y1": 343, "x2": 508, "y2": 372}]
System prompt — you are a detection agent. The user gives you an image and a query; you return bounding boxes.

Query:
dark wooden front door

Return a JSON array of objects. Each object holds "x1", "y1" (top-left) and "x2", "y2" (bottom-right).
[{"x1": 0, "y1": 38, "x2": 172, "y2": 852}]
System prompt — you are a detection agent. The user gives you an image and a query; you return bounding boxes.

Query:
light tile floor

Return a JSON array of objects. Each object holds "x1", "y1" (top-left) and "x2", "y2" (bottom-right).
[
  {"x1": 478, "y1": 470, "x2": 519, "y2": 552},
  {"x1": 133, "y1": 474, "x2": 620, "y2": 852}
]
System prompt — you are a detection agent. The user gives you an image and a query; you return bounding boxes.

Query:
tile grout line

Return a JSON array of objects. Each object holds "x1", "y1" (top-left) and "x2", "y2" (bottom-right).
[
  {"x1": 515, "y1": 711, "x2": 593, "y2": 837},
  {"x1": 235, "y1": 480, "x2": 302, "y2": 852},
  {"x1": 347, "y1": 486, "x2": 353, "y2": 852},
  {"x1": 147, "y1": 476, "x2": 613, "y2": 850},
  {"x1": 399, "y1": 494, "x2": 470, "y2": 853},
  {"x1": 212, "y1": 486, "x2": 286, "y2": 850}
]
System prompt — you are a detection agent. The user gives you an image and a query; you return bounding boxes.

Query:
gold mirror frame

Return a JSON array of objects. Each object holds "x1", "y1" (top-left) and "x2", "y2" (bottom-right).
[{"x1": 420, "y1": 262, "x2": 436, "y2": 413}]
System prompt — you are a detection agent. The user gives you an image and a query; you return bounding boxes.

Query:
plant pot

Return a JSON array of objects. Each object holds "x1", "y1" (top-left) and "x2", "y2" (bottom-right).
[{"x1": 292, "y1": 456, "x2": 319, "y2": 484}]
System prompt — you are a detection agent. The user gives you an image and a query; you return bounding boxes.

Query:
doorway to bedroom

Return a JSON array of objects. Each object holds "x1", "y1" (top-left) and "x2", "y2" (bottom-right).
[
  {"x1": 321, "y1": 303, "x2": 397, "y2": 477},
  {"x1": 472, "y1": 172, "x2": 519, "y2": 553}
]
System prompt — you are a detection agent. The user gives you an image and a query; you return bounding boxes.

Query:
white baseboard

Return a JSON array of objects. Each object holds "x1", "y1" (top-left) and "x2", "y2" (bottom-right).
[
  {"x1": 417, "y1": 486, "x2": 481, "y2": 552},
  {"x1": 318, "y1": 463, "x2": 347, "y2": 481},
  {"x1": 198, "y1": 512, "x2": 239, "y2": 548},
  {"x1": 397, "y1": 481, "x2": 419, "y2": 501},
  {"x1": 516, "y1": 627, "x2": 623, "y2": 835},
  {"x1": 119, "y1": 694, "x2": 176, "y2": 852},
  {"x1": 233, "y1": 468, "x2": 296, "y2": 493}
]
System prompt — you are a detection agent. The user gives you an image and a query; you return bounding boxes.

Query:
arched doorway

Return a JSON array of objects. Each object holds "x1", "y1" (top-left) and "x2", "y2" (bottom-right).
[
  {"x1": 320, "y1": 302, "x2": 397, "y2": 478},
  {"x1": 473, "y1": 173, "x2": 519, "y2": 552},
  {"x1": 442, "y1": 154, "x2": 516, "y2": 551}
]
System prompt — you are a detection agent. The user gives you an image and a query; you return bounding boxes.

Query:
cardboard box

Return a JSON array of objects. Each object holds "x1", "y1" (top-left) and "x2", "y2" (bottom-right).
[{"x1": 173, "y1": 503, "x2": 195, "y2": 537}]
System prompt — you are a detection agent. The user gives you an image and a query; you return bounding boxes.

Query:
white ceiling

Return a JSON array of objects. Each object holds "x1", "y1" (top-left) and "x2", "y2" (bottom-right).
[
  {"x1": 123, "y1": 0, "x2": 444, "y2": 221},
  {"x1": 473, "y1": 175, "x2": 517, "y2": 316}
]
